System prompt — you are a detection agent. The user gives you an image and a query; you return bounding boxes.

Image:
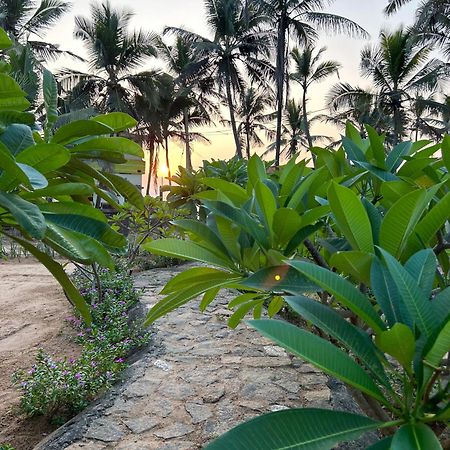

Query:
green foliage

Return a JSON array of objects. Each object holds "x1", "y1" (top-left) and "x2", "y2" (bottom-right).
[
  {"x1": 144, "y1": 126, "x2": 450, "y2": 448},
  {"x1": 14, "y1": 262, "x2": 151, "y2": 421},
  {"x1": 0, "y1": 28, "x2": 145, "y2": 322}
]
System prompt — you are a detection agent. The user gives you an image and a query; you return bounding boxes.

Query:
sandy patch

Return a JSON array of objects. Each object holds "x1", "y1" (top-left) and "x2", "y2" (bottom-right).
[{"x1": 0, "y1": 259, "x2": 81, "y2": 450}]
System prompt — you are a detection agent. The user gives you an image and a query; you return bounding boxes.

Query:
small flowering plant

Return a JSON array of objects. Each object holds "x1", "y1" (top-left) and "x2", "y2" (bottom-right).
[{"x1": 14, "y1": 262, "x2": 151, "y2": 421}]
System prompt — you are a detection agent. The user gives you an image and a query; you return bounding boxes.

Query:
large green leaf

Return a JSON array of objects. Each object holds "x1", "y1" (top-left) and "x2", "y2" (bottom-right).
[
  {"x1": 242, "y1": 266, "x2": 319, "y2": 294},
  {"x1": 16, "y1": 143, "x2": 70, "y2": 173},
  {"x1": 201, "y1": 178, "x2": 249, "y2": 205},
  {"x1": 22, "y1": 182, "x2": 94, "y2": 199},
  {"x1": 272, "y1": 208, "x2": 302, "y2": 248},
  {"x1": 72, "y1": 137, "x2": 144, "y2": 158},
  {"x1": 404, "y1": 249, "x2": 437, "y2": 299},
  {"x1": 173, "y1": 219, "x2": 231, "y2": 259},
  {"x1": 43, "y1": 69, "x2": 58, "y2": 131},
  {"x1": 423, "y1": 317, "x2": 450, "y2": 381},
  {"x1": 379, "y1": 249, "x2": 438, "y2": 337},
  {"x1": 0, "y1": 142, "x2": 28, "y2": 188},
  {"x1": 247, "y1": 154, "x2": 267, "y2": 189},
  {"x1": 0, "y1": 28, "x2": 12, "y2": 49},
  {"x1": 365, "y1": 125, "x2": 386, "y2": 169},
  {"x1": 328, "y1": 182, "x2": 374, "y2": 253},
  {"x1": 386, "y1": 141, "x2": 412, "y2": 172},
  {"x1": 287, "y1": 167, "x2": 326, "y2": 211},
  {"x1": 6, "y1": 234, "x2": 91, "y2": 325},
  {"x1": 288, "y1": 260, "x2": 385, "y2": 333},
  {"x1": 145, "y1": 275, "x2": 241, "y2": 325},
  {"x1": 92, "y1": 112, "x2": 137, "y2": 132},
  {"x1": 255, "y1": 180, "x2": 277, "y2": 235},
  {"x1": 17, "y1": 163, "x2": 48, "y2": 189},
  {"x1": 249, "y1": 320, "x2": 387, "y2": 403},
  {"x1": 144, "y1": 238, "x2": 234, "y2": 269},
  {"x1": 371, "y1": 257, "x2": 403, "y2": 327},
  {"x1": 51, "y1": 120, "x2": 114, "y2": 145},
  {"x1": 287, "y1": 296, "x2": 389, "y2": 386},
  {"x1": 0, "y1": 73, "x2": 30, "y2": 111},
  {"x1": 45, "y1": 224, "x2": 113, "y2": 268},
  {"x1": 101, "y1": 171, "x2": 144, "y2": 209},
  {"x1": 0, "y1": 192, "x2": 46, "y2": 238},
  {"x1": 391, "y1": 424, "x2": 442, "y2": 450},
  {"x1": 330, "y1": 251, "x2": 373, "y2": 285},
  {"x1": 205, "y1": 408, "x2": 380, "y2": 450},
  {"x1": 0, "y1": 124, "x2": 34, "y2": 155},
  {"x1": 0, "y1": 110, "x2": 35, "y2": 126},
  {"x1": 375, "y1": 323, "x2": 415, "y2": 373},
  {"x1": 379, "y1": 189, "x2": 428, "y2": 258}
]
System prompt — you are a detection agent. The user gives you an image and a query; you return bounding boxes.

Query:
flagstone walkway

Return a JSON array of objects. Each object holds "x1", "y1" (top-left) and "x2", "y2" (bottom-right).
[{"x1": 35, "y1": 265, "x2": 335, "y2": 450}]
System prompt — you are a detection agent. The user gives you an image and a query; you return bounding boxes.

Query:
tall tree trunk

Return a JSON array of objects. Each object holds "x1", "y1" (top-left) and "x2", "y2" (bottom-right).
[
  {"x1": 183, "y1": 108, "x2": 192, "y2": 171},
  {"x1": 225, "y1": 69, "x2": 243, "y2": 158},
  {"x1": 274, "y1": 9, "x2": 287, "y2": 167},
  {"x1": 145, "y1": 138, "x2": 155, "y2": 196},
  {"x1": 302, "y1": 86, "x2": 315, "y2": 165},
  {"x1": 392, "y1": 88, "x2": 401, "y2": 146},
  {"x1": 164, "y1": 135, "x2": 172, "y2": 187}
]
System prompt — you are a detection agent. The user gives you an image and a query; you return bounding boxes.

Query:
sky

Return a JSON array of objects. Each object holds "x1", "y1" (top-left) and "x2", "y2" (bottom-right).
[{"x1": 44, "y1": 0, "x2": 421, "y2": 170}]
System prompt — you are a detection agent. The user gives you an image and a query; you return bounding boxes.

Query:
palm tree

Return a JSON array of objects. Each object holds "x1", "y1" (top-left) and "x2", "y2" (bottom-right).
[
  {"x1": 386, "y1": 0, "x2": 450, "y2": 59},
  {"x1": 156, "y1": 35, "x2": 217, "y2": 170},
  {"x1": 290, "y1": 45, "x2": 340, "y2": 161},
  {"x1": 166, "y1": 0, "x2": 274, "y2": 159},
  {"x1": 0, "y1": 0, "x2": 75, "y2": 60},
  {"x1": 225, "y1": 86, "x2": 275, "y2": 158},
  {"x1": 257, "y1": 0, "x2": 368, "y2": 166},
  {"x1": 326, "y1": 83, "x2": 391, "y2": 137},
  {"x1": 360, "y1": 27, "x2": 448, "y2": 144},
  {"x1": 63, "y1": 1, "x2": 156, "y2": 114}
]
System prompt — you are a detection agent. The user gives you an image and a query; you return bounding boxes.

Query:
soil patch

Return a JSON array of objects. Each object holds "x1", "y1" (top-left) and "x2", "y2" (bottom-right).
[{"x1": 0, "y1": 259, "x2": 81, "y2": 450}]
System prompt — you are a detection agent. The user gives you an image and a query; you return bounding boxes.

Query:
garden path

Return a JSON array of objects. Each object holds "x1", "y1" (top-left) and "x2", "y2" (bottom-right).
[{"x1": 35, "y1": 265, "x2": 333, "y2": 450}]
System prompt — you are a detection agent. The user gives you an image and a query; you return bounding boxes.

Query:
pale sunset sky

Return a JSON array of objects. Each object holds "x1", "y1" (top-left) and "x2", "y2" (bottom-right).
[{"x1": 45, "y1": 0, "x2": 421, "y2": 169}]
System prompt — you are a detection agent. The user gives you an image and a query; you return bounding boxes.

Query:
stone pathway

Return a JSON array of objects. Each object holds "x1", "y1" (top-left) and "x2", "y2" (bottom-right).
[{"x1": 35, "y1": 265, "x2": 333, "y2": 450}]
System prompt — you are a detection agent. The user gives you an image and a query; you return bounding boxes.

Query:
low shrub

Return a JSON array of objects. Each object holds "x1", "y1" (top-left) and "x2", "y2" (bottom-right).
[{"x1": 14, "y1": 262, "x2": 151, "y2": 422}]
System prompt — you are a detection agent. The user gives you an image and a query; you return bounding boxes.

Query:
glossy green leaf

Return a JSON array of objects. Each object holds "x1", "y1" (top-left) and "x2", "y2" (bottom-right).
[
  {"x1": 17, "y1": 163, "x2": 48, "y2": 189},
  {"x1": 268, "y1": 296, "x2": 285, "y2": 318},
  {"x1": 255, "y1": 180, "x2": 277, "y2": 234},
  {"x1": 92, "y1": 112, "x2": 137, "y2": 132},
  {"x1": 0, "y1": 110, "x2": 34, "y2": 126},
  {"x1": 330, "y1": 251, "x2": 374, "y2": 285},
  {"x1": 16, "y1": 143, "x2": 70, "y2": 173},
  {"x1": 51, "y1": 120, "x2": 114, "y2": 145},
  {"x1": 0, "y1": 192, "x2": 46, "y2": 238},
  {"x1": 386, "y1": 141, "x2": 413, "y2": 172},
  {"x1": 206, "y1": 408, "x2": 379, "y2": 450},
  {"x1": 379, "y1": 189, "x2": 428, "y2": 258},
  {"x1": 228, "y1": 299, "x2": 263, "y2": 328},
  {"x1": 391, "y1": 424, "x2": 442, "y2": 450},
  {"x1": 242, "y1": 265, "x2": 319, "y2": 294},
  {"x1": 101, "y1": 171, "x2": 144, "y2": 209},
  {"x1": 379, "y1": 248, "x2": 438, "y2": 337},
  {"x1": 342, "y1": 136, "x2": 366, "y2": 162},
  {"x1": 288, "y1": 260, "x2": 385, "y2": 333},
  {"x1": 247, "y1": 154, "x2": 266, "y2": 189},
  {"x1": 0, "y1": 28, "x2": 12, "y2": 49},
  {"x1": 404, "y1": 250, "x2": 437, "y2": 299},
  {"x1": 249, "y1": 320, "x2": 387, "y2": 402},
  {"x1": 366, "y1": 437, "x2": 393, "y2": 450},
  {"x1": 287, "y1": 296, "x2": 389, "y2": 386},
  {"x1": 328, "y1": 182, "x2": 374, "y2": 253},
  {"x1": 273, "y1": 208, "x2": 302, "y2": 248},
  {"x1": 199, "y1": 288, "x2": 220, "y2": 312},
  {"x1": 287, "y1": 167, "x2": 326, "y2": 211},
  {"x1": 376, "y1": 323, "x2": 415, "y2": 372},
  {"x1": 22, "y1": 182, "x2": 94, "y2": 199},
  {"x1": 0, "y1": 124, "x2": 34, "y2": 155},
  {"x1": 0, "y1": 73, "x2": 30, "y2": 111},
  {"x1": 144, "y1": 239, "x2": 233, "y2": 269},
  {"x1": 365, "y1": 125, "x2": 386, "y2": 168},
  {"x1": 43, "y1": 69, "x2": 58, "y2": 131},
  {"x1": 424, "y1": 318, "x2": 450, "y2": 379},
  {"x1": 72, "y1": 137, "x2": 144, "y2": 158},
  {"x1": 201, "y1": 178, "x2": 249, "y2": 205}
]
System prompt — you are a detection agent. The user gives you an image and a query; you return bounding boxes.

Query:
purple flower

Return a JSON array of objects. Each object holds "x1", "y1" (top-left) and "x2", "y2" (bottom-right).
[
  {"x1": 115, "y1": 358, "x2": 124, "y2": 364},
  {"x1": 75, "y1": 373, "x2": 82, "y2": 380}
]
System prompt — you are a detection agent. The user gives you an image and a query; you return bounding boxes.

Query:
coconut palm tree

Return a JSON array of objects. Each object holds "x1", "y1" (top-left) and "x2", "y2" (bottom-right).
[
  {"x1": 156, "y1": 35, "x2": 217, "y2": 170},
  {"x1": 165, "y1": 0, "x2": 274, "y2": 159},
  {"x1": 386, "y1": 0, "x2": 450, "y2": 59},
  {"x1": 257, "y1": 0, "x2": 368, "y2": 166},
  {"x1": 0, "y1": 0, "x2": 75, "y2": 60},
  {"x1": 63, "y1": 1, "x2": 156, "y2": 114},
  {"x1": 225, "y1": 86, "x2": 275, "y2": 158},
  {"x1": 290, "y1": 45, "x2": 340, "y2": 161},
  {"x1": 360, "y1": 27, "x2": 448, "y2": 144}
]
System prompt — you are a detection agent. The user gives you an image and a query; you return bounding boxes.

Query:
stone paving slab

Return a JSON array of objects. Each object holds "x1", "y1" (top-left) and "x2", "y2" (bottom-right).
[{"x1": 34, "y1": 265, "x2": 338, "y2": 450}]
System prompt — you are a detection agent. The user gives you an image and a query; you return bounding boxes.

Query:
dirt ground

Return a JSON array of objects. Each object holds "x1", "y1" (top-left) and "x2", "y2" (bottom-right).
[{"x1": 0, "y1": 259, "x2": 81, "y2": 450}]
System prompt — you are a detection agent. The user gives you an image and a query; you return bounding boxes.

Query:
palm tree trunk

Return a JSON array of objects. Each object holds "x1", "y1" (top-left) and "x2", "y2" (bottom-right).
[
  {"x1": 183, "y1": 108, "x2": 192, "y2": 171},
  {"x1": 302, "y1": 87, "x2": 315, "y2": 165},
  {"x1": 165, "y1": 135, "x2": 172, "y2": 186},
  {"x1": 246, "y1": 121, "x2": 251, "y2": 159},
  {"x1": 393, "y1": 105, "x2": 402, "y2": 146},
  {"x1": 274, "y1": 9, "x2": 287, "y2": 167},
  {"x1": 225, "y1": 69, "x2": 243, "y2": 158},
  {"x1": 145, "y1": 139, "x2": 155, "y2": 196}
]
